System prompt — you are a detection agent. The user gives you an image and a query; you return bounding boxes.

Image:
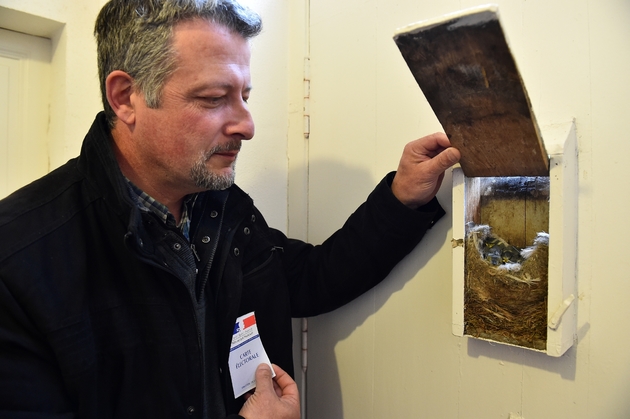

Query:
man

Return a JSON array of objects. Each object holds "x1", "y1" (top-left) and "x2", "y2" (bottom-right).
[{"x1": 0, "y1": 0, "x2": 460, "y2": 418}]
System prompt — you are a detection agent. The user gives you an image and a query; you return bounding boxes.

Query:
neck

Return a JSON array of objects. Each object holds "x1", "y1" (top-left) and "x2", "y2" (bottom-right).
[{"x1": 111, "y1": 124, "x2": 186, "y2": 223}]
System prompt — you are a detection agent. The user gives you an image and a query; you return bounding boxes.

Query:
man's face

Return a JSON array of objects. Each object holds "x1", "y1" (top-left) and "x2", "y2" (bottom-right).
[{"x1": 130, "y1": 19, "x2": 255, "y2": 195}]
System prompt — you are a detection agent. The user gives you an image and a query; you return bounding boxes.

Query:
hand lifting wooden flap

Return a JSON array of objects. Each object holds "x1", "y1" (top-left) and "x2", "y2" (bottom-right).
[{"x1": 393, "y1": 5, "x2": 549, "y2": 178}]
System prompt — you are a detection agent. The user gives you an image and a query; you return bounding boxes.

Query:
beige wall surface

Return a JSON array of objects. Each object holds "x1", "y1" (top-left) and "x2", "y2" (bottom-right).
[
  {"x1": 0, "y1": 0, "x2": 103, "y2": 170},
  {"x1": 303, "y1": 0, "x2": 630, "y2": 419}
]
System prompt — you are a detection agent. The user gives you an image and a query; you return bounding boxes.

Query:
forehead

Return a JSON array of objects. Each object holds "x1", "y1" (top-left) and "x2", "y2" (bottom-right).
[{"x1": 171, "y1": 18, "x2": 251, "y2": 68}]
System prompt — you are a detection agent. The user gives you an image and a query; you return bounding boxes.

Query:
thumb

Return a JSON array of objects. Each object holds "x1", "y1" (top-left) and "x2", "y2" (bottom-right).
[
  {"x1": 254, "y1": 363, "x2": 274, "y2": 392},
  {"x1": 430, "y1": 147, "x2": 460, "y2": 174}
]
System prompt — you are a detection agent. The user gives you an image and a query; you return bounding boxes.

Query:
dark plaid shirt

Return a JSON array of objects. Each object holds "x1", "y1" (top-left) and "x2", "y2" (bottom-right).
[{"x1": 125, "y1": 178, "x2": 197, "y2": 240}]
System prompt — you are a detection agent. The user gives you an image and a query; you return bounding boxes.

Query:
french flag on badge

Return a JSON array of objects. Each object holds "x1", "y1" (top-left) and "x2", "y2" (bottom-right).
[
  {"x1": 233, "y1": 313, "x2": 257, "y2": 334},
  {"x1": 243, "y1": 314, "x2": 256, "y2": 329}
]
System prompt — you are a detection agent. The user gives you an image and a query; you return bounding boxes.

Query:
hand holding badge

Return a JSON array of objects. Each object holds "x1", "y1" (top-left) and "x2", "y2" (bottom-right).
[{"x1": 229, "y1": 311, "x2": 275, "y2": 398}]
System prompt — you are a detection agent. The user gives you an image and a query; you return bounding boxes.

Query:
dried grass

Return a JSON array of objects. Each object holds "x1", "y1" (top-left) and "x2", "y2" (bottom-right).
[{"x1": 464, "y1": 226, "x2": 548, "y2": 350}]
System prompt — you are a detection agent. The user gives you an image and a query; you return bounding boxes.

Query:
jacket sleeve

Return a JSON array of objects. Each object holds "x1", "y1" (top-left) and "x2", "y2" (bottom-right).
[
  {"x1": 279, "y1": 172, "x2": 446, "y2": 317},
  {"x1": 0, "y1": 278, "x2": 76, "y2": 418}
]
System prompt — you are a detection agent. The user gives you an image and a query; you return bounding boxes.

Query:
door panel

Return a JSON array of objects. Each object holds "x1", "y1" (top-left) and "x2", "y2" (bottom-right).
[{"x1": 0, "y1": 28, "x2": 51, "y2": 198}]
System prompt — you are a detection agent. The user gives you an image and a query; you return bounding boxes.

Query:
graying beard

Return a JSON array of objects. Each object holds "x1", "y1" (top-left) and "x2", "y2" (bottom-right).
[{"x1": 190, "y1": 158, "x2": 236, "y2": 191}]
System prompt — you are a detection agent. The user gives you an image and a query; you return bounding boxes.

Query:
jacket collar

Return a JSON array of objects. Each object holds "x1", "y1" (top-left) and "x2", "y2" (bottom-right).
[{"x1": 76, "y1": 112, "x2": 136, "y2": 220}]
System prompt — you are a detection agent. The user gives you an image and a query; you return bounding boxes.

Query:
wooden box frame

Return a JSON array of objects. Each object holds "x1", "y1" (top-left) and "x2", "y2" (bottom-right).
[{"x1": 452, "y1": 121, "x2": 578, "y2": 356}]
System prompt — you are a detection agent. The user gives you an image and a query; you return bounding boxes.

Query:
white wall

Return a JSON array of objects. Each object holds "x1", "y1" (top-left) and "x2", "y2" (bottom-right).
[
  {"x1": 0, "y1": 0, "x2": 103, "y2": 169},
  {"x1": 231, "y1": 0, "x2": 292, "y2": 230},
  {"x1": 303, "y1": 0, "x2": 630, "y2": 418}
]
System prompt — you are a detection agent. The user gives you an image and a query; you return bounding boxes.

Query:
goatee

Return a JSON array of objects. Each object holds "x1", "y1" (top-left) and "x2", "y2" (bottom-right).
[{"x1": 190, "y1": 141, "x2": 240, "y2": 190}]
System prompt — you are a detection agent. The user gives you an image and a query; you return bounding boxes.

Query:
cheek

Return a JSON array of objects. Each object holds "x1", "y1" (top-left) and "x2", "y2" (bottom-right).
[
  {"x1": 184, "y1": 116, "x2": 224, "y2": 149},
  {"x1": 143, "y1": 108, "x2": 223, "y2": 159},
  {"x1": 149, "y1": 114, "x2": 192, "y2": 151}
]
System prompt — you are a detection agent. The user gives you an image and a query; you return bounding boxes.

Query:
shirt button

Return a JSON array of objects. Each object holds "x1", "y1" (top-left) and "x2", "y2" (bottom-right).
[
  {"x1": 210, "y1": 210, "x2": 219, "y2": 218},
  {"x1": 201, "y1": 236, "x2": 211, "y2": 244},
  {"x1": 251, "y1": 214, "x2": 256, "y2": 222},
  {"x1": 186, "y1": 406, "x2": 195, "y2": 415},
  {"x1": 233, "y1": 248, "x2": 240, "y2": 257},
  {"x1": 243, "y1": 227, "x2": 251, "y2": 235}
]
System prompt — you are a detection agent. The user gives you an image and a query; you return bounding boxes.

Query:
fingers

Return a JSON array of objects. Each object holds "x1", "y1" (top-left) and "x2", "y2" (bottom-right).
[
  {"x1": 392, "y1": 132, "x2": 461, "y2": 208},
  {"x1": 410, "y1": 132, "x2": 460, "y2": 172},
  {"x1": 268, "y1": 364, "x2": 298, "y2": 399},
  {"x1": 430, "y1": 146, "x2": 461, "y2": 174},
  {"x1": 252, "y1": 363, "x2": 293, "y2": 399},
  {"x1": 238, "y1": 363, "x2": 300, "y2": 419},
  {"x1": 253, "y1": 363, "x2": 274, "y2": 394},
  {"x1": 411, "y1": 132, "x2": 453, "y2": 155}
]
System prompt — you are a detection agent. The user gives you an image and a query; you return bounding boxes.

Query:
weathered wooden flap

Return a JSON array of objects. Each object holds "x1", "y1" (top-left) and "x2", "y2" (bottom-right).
[{"x1": 394, "y1": 5, "x2": 549, "y2": 177}]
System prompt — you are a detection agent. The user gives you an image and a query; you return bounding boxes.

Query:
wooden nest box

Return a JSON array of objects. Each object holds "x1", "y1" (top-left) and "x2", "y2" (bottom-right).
[{"x1": 394, "y1": 5, "x2": 578, "y2": 356}]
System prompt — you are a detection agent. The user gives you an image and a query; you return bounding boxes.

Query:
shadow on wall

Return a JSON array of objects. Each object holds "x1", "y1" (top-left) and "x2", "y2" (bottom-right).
[
  {"x1": 299, "y1": 156, "x2": 452, "y2": 419},
  {"x1": 466, "y1": 320, "x2": 590, "y2": 381}
]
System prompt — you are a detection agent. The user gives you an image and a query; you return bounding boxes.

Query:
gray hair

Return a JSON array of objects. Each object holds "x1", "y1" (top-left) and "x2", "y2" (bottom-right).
[{"x1": 94, "y1": 0, "x2": 262, "y2": 127}]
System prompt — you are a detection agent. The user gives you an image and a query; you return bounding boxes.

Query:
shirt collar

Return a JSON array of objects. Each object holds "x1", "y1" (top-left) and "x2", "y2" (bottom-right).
[{"x1": 125, "y1": 178, "x2": 197, "y2": 240}]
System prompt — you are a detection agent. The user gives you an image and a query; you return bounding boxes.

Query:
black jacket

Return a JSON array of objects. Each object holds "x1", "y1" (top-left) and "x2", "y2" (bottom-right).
[{"x1": 0, "y1": 112, "x2": 445, "y2": 418}]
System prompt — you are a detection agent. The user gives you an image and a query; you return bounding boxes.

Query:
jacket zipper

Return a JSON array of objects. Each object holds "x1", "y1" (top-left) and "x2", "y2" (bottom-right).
[
  {"x1": 194, "y1": 195, "x2": 228, "y2": 303},
  {"x1": 124, "y1": 231, "x2": 205, "y2": 407}
]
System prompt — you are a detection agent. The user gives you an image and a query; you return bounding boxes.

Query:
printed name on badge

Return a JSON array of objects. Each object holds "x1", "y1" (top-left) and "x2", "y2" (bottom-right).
[{"x1": 228, "y1": 311, "x2": 275, "y2": 398}]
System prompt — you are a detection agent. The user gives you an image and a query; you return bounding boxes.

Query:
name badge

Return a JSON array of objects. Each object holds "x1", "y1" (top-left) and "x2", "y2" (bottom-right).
[{"x1": 228, "y1": 311, "x2": 275, "y2": 398}]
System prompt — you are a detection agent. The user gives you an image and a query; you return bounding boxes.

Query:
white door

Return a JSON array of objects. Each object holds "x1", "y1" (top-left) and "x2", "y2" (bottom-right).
[{"x1": 0, "y1": 28, "x2": 51, "y2": 199}]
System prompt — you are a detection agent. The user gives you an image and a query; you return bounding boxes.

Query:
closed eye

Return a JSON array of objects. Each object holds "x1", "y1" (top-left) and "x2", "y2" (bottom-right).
[{"x1": 197, "y1": 96, "x2": 225, "y2": 107}]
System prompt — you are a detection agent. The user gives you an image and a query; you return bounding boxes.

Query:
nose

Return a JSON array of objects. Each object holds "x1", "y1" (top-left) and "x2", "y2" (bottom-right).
[{"x1": 226, "y1": 100, "x2": 255, "y2": 141}]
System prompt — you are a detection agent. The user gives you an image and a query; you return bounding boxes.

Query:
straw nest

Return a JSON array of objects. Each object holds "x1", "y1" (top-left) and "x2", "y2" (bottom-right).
[{"x1": 464, "y1": 224, "x2": 549, "y2": 350}]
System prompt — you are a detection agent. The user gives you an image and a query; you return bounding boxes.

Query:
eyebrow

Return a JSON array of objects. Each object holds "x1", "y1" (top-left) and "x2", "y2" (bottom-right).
[{"x1": 190, "y1": 82, "x2": 252, "y2": 95}]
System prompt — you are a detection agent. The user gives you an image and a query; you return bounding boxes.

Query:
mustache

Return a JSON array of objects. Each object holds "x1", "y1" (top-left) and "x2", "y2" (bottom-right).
[{"x1": 206, "y1": 141, "x2": 242, "y2": 157}]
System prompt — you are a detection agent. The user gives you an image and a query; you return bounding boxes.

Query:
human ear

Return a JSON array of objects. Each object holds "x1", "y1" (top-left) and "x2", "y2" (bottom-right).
[{"x1": 106, "y1": 70, "x2": 136, "y2": 125}]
